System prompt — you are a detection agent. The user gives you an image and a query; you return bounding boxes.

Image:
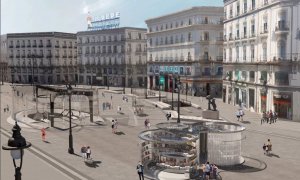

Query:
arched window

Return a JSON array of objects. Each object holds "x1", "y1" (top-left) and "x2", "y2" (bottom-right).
[{"x1": 277, "y1": 40, "x2": 286, "y2": 60}]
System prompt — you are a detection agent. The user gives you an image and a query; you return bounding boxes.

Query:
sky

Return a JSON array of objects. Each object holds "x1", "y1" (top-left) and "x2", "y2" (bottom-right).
[{"x1": 1, "y1": 0, "x2": 223, "y2": 34}]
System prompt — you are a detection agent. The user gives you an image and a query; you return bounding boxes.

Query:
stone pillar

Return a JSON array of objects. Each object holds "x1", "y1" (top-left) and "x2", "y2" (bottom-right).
[
  {"x1": 49, "y1": 94, "x2": 55, "y2": 127},
  {"x1": 89, "y1": 97, "x2": 93, "y2": 122},
  {"x1": 199, "y1": 132, "x2": 208, "y2": 164}
]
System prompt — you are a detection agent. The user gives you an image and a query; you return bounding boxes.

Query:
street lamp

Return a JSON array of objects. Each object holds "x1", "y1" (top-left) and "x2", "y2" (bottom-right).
[
  {"x1": 66, "y1": 84, "x2": 74, "y2": 154},
  {"x1": 177, "y1": 77, "x2": 181, "y2": 123},
  {"x1": 2, "y1": 122, "x2": 31, "y2": 180},
  {"x1": 171, "y1": 76, "x2": 174, "y2": 110}
]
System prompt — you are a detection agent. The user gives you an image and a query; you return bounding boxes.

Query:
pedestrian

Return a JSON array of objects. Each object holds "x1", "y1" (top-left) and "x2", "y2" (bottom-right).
[
  {"x1": 6, "y1": 105, "x2": 9, "y2": 112},
  {"x1": 266, "y1": 111, "x2": 270, "y2": 124},
  {"x1": 41, "y1": 127, "x2": 46, "y2": 141},
  {"x1": 266, "y1": 139, "x2": 272, "y2": 155},
  {"x1": 81, "y1": 145, "x2": 87, "y2": 159},
  {"x1": 111, "y1": 94, "x2": 113, "y2": 100},
  {"x1": 269, "y1": 110, "x2": 273, "y2": 124},
  {"x1": 86, "y1": 146, "x2": 91, "y2": 159},
  {"x1": 261, "y1": 111, "x2": 267, "y2": 124},
  {"x1": 263, "y1": 143, "x2": 267, "y2": 155},
  {"x1": 111, "y1": 120, "x2": 115, "y2": 133},
  {"x1": 273, "y1": 111, "x2": 278, "y2": 123},
  {"x1": 236, "y1": 110, "x2": 240, "y2": 121},
  {"x1": 136, "y1": 161, "x2": 144, "y2": 180},
  {"x1": 239, "y1": 109, "x2": 244, "y2": 121},
  {"x1": 212, "y1": 164, "x2": 218, "y2": 179},
  {"x1": 204, "y1": 162, "x2": 211, "y2": 180},
  {"x1": 114, "y1": 119, "x2": 118, "y2": 132},
  {"x1": 144, "y1": 119, "x2": 148, "y2": 129},
  {"x1": 147, "y1": 120, "x2": 151, "y2": 129}
]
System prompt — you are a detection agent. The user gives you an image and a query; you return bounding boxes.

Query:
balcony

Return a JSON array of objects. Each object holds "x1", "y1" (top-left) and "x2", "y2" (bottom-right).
[
  {"x1": 46, "y1": 44, "x2": 52, "y2": 48},
  {"x1": 16, "y1": 55, "x2": 20, "y2": 58},
  {"x1": 68, "y1": 55, "x2": 73, "y2": 58},
  {"x1": 216, "y1": 37, "x2": 224, "y2": 41},
  {"x1": 21, "y1": 45, "x2": 25, "y2": 48},
  {"x1": 275, "y1": 26, "x2": 289, "y2": 34},
  {"x1": 27, "y1": 45, "x2": 31, "y2": 48},
  {"x1": 38, "y1": 45, "x2": 43, "y2": 48},
  {"x1": 46, "y1": 55, "x2": 52, "y2": 58},
  {"x1": 32, "y1": 45, "x2": 37, "y2": 48},
  {"x1": 62, "y1": 45, "x2": 67, "y2": 48},
  {"x1": 62, "y1": 55, "x2": 67, "y2": 58},
  {"x1": 55, "y1": 55, "x2": 60, "y2": 58},
  {"x1": 73, "y1": 46, "x2": 77, "y2": 49},
  {"x1": 16, "y1": 45, "x2": 20, "y2": 48},
  {"x1": 21, "y1": 55, "x2": 26, "y2": 58},
  {"x1": 55, "y1": 45, "x2": 60, "y2": 48},
  {"x1": 9, "y1": 55, "x2": 13, "y2": 58}
]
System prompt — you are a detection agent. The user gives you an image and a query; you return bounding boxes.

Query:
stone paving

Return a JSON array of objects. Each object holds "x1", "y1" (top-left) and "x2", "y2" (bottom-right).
[{"x1": 1, "y1": 84, "x2": 300, "y2": 180}]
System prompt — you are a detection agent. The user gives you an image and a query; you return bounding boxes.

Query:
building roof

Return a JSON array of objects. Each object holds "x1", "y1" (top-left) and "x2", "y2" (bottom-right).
[
  {"x1": 77, "y1": 27, "x2": 147, "y2": 35},
  {"x1": 6, "y1": 32, "x2": 76, "y2": 39},
  {"x1": 145, "y1": 6, "x2": 223, "y2": 24}
]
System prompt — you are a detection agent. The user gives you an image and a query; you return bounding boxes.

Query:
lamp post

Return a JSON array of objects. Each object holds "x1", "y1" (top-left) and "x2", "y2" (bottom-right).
[
  {"x1": 177, "y1": 78, "x2": 181, "y2": 123},
  {"x1": 2, "y1": 122, "x2": 31, "y2": 180},
  {"x1": 171, "y1": 76, "x2": 174, "y2": 110},
  {"x1": 11, "y1": 85, "x2": 17, "y2": 120},
  {"x1": 66, "y1": 84, "x2": 74, "y2": 154}
]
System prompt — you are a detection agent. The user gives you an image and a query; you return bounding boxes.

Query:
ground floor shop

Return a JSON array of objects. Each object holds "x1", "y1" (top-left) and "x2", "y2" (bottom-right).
[{"x1": 223, "y1": 82, "x2": 296, "y2": 120}]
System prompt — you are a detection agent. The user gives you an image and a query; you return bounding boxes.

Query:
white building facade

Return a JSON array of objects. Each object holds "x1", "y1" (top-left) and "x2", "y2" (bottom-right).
[
  {"x1": 146, "y1": 7, "x2": 224, "y2": 97},
  {"x1": 77, "y1": 27, "x2": 147, "y2": 87},
  {"x1": 7, "y1": 32, "x2": 77, "y2": 84},
  {"x1": 223, "y1": 0, "x2": 300, "y2": 121}
]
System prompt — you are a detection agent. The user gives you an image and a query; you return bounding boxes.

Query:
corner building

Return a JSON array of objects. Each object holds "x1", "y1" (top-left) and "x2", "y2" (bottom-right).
[
  {"x1": 223, "y1": 0, "x2": 300, "y2": 120},
  {"x1": 7, "y1": 32, "x2": 77, "y2": 84},
  {"x1": 77, "y1": 27, "x2": 147, "y2": 87},
  {"x1": 146, "y1": 7, "x2": 224, "y2": 97}
]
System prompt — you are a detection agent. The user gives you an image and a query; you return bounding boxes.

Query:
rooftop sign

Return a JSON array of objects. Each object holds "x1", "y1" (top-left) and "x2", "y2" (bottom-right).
[{"x1": 87, "y1": 12, "x2": 120, "y2": 31}]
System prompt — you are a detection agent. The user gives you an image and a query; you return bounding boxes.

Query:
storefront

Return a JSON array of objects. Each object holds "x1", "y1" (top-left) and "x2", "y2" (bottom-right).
[{"x1": 273, "y1": 93, "x2": 292, "y2": 119}]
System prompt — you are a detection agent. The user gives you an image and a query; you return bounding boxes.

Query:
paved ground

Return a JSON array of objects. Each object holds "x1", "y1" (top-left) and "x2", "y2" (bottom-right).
[{"x1": 1, "y1": 83, "x2": 300, "y2": 180}]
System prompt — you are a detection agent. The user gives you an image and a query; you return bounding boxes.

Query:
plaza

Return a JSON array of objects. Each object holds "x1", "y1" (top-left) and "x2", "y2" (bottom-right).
[{"x1": 1, "y1": 83, "x2": 300, "y2": 180}]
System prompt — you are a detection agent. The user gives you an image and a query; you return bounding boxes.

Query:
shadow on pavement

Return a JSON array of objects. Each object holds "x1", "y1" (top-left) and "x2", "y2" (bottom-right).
[
  {"x1": 115, "y1": 131, "x2": 126, "y2": 135},
  {"x1": 267, "y1": 153, "x2": 280, "y2": 158},
  {"x1": 84, "y1": 159, "x2": 102, "y2": 168},
  {"x1": 218, "y1": 156, "x2": 267, "y2": 173},
  {"x1": 241, "y1": 121, "x2": 251, "y2": 124}
]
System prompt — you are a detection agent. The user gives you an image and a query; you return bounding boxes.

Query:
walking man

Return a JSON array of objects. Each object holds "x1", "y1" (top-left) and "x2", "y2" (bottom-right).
[
  {"x1": 86, "y1": 146, "x2": 91, "y2": 159},
  {"x1": 41, "y1": 127, "x2": 46, "y2": 141},
  {"x1": 204, "y1": 162, "x2": 211, "y2": 180},
  {"x1": 136, "y1": 161, "x2": 144, "y2": 180},
  {"x1": 81, "y1": 145, "x2": 87, "y2": 160}
]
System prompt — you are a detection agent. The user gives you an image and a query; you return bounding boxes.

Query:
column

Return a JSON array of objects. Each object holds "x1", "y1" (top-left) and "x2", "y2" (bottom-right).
[
  {"x1": 89, "y1": 96, "x2": 93, "y2": 122},
  {"x1": 49, "y1": 94, "x2": 55, "y2": 127},
  {"x1": 199, "y1": 132, "x2": 208, "y2": 164}
]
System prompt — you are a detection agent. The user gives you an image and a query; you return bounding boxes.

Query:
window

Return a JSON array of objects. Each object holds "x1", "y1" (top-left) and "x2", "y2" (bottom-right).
[
  {"x1": 204, "y1": 32, "x2": 209, "y2": 41},
  {"x1": 204, "y1": 17, "x2": 208, "y2": 24},
  {"x1": 237, "y1": 2, "x2": 240, "y2": 15},
  {"x1": 188, "y1": 32, "x2": 192, "y2": 42},
  {"x1": 278, "y1": 40, "x2": 286, "y2": 60},
  {"x1": 243, "y1": 25, "x2": 247, "y2": 37},
  {"x1": 250, "y1": 45, "x2": 255, "y2": 61},
  {"x1": 229, "y1": 48, "x2": 232, "y2": 62},
  {"x1": 251, "y1": 23, "x2": 255, "y2": 36},
  {"x1": 251, "y1": 0, "x2": 256, "y2": 10},
  {"x1": 244, "y1": 0, "x2": 247, "y2": 13},
  {"x1": 189, "y1": 19, "x2": 192, "y2": 25},
  {"x1": 236, "y1": 28, "x2": 240, "y2": 38},
  {"x1": 243, "y1": 45, "x2": 247, "y2": 61},
  {"x1": 236, "y1": 46, "x2": 239, "y2": 61},
  {"x1": 263, "y1": 43, "x2": 267, "y2": 61},
  {"x1": 263, "y1": 22, "x2": 268, "y2": 33}
]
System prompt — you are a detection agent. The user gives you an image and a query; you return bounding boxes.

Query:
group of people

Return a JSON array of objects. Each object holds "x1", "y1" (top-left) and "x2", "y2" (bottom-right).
[
  {"x1": 236, "y1": 109, "x2": 245, "y2": 121},
  {"x1": 261, "y1": 110, "x2": 278, "y2": 124},
  {"x1": 80, "y1": 145, "x2": 92, "y2": 160},
  {"x1": 144, "y1": 119, "x2": 150, "y2": 129},
  {"x1": 134, "y1": 107, "x2": 144, "y2": 115},
  {"x1": 111, "y1": 119, "x2": 118, "y2": 133},
  {"x1": 3, "y1": 105, "x2": 9, "y2": 112},
  {"x1": 102, "y1": 102, "x2": 113, "y2": 111},
  {"x1": 263, "y1": 139, "x2": 272, "y2": 155},
  {"x1": 203, "y1": 162, "x2": 218, "y2": 180}
]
